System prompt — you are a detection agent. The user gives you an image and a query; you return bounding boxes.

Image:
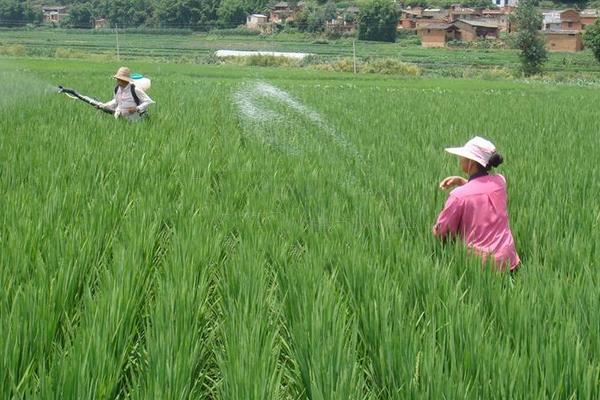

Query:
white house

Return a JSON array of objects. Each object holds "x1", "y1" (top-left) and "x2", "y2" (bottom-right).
[
  {"x1": 542, "y1": 10, "x2": 561, "y2": 31},
  {"x1": 246, "y1": 14, "x2": 268, "y2": 30},
  {"x1": 491, "y1": 0, "x2": 517, "y2": 7}
]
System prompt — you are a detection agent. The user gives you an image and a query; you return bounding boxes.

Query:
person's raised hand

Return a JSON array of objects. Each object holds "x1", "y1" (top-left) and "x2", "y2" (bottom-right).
[{"x1": 439, "y1": 176, "x2": 467, "y2": 190}]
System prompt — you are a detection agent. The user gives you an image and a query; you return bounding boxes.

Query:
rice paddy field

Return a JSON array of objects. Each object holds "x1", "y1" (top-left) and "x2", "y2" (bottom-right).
[{"x1": 1, "y1": 57, "x2": 599, "y2": 399}]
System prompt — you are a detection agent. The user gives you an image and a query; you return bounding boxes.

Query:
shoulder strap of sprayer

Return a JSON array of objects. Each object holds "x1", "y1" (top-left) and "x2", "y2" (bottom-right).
[{"x1": 114, "y1": 84, "x2": 141, "y2": 106}]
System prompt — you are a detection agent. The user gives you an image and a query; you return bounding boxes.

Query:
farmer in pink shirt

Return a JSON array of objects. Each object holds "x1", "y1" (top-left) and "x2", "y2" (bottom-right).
[{"x1": 433, "y1": 136, "x2": 520, "y2": 271}]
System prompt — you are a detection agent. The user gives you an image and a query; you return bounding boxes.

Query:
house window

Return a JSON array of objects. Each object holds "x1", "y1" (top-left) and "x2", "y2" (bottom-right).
[
  {"x1": 427, "y1": 29, "x2": 431, "y2": 33},
  {"x1": 568, "y1": 22, "x2": 573, "y2": 28}
]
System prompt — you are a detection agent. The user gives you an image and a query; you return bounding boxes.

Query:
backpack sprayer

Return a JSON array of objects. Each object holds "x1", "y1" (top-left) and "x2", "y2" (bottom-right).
[{"x1": 58, "y1": 73, "x2": 151, "y2": 115}]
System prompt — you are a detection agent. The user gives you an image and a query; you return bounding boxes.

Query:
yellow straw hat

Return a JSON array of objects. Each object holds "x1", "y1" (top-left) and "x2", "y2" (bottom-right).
[{"x1": 113, "y1": 66, "x2": 132, "y2": 82}]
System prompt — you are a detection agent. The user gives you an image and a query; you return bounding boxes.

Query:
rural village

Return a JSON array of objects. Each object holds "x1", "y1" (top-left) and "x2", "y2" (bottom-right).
[{"x1": 39, "y1": 2, "x2": 600, "y2": 53}]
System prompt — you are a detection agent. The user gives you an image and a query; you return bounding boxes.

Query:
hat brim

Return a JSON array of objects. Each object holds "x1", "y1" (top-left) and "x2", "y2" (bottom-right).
[
  {"x1": 113, "y1": 74, "x2": 132, "y2": 82},
  {"x1": 445, "y1": 146, "x2": 486, "y2": 167}
]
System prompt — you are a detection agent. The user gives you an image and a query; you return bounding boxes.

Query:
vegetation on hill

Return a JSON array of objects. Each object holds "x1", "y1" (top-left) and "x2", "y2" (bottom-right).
[{"x1": 584, "y1": 18, "x2": 600, "y2": 62}]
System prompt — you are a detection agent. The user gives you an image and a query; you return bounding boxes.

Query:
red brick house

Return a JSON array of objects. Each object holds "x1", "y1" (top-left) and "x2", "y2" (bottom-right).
[
  {"x1": 454, "y1": 19, "x2": 500, "y2": 40},
  {"x1": 560, "y1": 9, "x2": 582, "y2": 31},
  {"x1": 545, "y1": 31, "x2": 583, "y2": 52},
  {"x1": 580, "y1": 9, "x2": 599, "y2": 30},
  {"x1": 417, "y1": 23, "x2": 459, "y2": 47}
]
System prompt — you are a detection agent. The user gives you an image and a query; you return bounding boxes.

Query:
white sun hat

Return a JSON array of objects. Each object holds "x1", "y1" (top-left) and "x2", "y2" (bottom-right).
[{"x1": 445, "y1": 136, "x2": 496, "y2": 167}]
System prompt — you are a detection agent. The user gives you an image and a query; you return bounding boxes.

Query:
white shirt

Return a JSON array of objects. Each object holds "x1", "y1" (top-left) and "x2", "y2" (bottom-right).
[{"x1": 103, "y1": 83, "x2": 154, "y2": 120}]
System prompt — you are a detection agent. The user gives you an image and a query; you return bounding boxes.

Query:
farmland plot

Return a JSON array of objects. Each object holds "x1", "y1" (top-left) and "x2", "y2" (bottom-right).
[{"x1": 1, "y1": 58, "x2": 599, "y2": 399}]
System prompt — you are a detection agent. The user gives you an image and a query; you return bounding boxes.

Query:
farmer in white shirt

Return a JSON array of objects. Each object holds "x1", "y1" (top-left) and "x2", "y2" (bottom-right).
[{"x1": 101, "y1": 66, "x2": 154, "y2": 120}]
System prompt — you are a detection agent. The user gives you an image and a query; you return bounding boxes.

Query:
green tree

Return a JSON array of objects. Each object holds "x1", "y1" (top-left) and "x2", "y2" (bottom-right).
[
  {"x1": 583, "y1": 19, "x2": 600, "y2": 63},
  {"x1": 62, "y1": 2, "x2": 94, "y2": 28},
  {"x1": 511, "y1": 0, "x2": 547, "y2": 76},
  {"x1": 154, "y1": 0, "x2": 220, "y2": 30},
  {"x1": 358, "y1": 0, "x2": 397, "y2": 42},
  {"x1": 96, "y1": 0, "x2": 154, "y2": 27},
  {"x1": 216, "y1": 0, "x2": 245, "y2": 27},
  {"x1": 0, "y1": 0, "x2": 41, "y2": 26}
]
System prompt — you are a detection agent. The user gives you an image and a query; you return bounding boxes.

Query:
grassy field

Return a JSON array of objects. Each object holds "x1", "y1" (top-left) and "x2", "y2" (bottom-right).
[
  {"x1": 3, "y1": 28, "x2": 600, "y2": 75},
  {"x1": 1, "y1": 57, "x2": 599, "y2": 399}
]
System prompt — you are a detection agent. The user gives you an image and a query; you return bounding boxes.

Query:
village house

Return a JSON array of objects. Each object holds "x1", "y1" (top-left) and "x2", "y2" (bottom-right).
[
  {"x1": 270, "y1": 2, "x2": 292, "y2": 23},
  {"x1": 540, "y1": 9, "x2": 599, "y2": 52},
  {"x1": 398, "y1": 9, "x2": 421, "y2": 30},
  {"x1": 449, "y1": 5, "x2": 480, "y2": 21},
  {"x1": 322, "y1": 5, "x2": 359, "y2": 33},
  {"x1": 580, "y1": 9, "x2": 599, "y2": 29},
  {"x1": 417, "y1": 23, "x2": 459, "y2": 47},
  {"x1": 481, "y1": 8, "x2": 512, "y2": 32},
  {"x1": 269, "y1": 1, "x2": 305, "y2": 24},
  {"x1": 491, "y1": 0, "x2": 517, "y2": 7},
  {"x1": 42, "y1": 5, "x2": 69, "y2": 24},
  {"x1": 326, "y1": 15, "x2": 357, "y2": 33},
  {"x1": 545, "y1": 31, "x2": 583, "y2": 52},
  {"x1": 415, "y1": 9, "x2": 450, "y2": 29},
  {"x1": 559, "y1": 9, "x2": 582, "y2": 31},
  {"x1": 94, "y1": 18, "x2": 108, "y2": 29},
  {"x1": 454, "y1": 19, "x2": 500, "y2": 40},
  {"x1": 542, "y1": 10, "x2": 561, "y2": 31},
  {"x1": 246, "y1": 14, "x2": 268, "y2": 30}
]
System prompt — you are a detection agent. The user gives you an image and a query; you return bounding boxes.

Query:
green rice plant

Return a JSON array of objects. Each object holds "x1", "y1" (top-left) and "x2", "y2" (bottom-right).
[
  {"x1": 129, "y1": 222, "x2": 216, "y2": 399},
  {"x1": 215, "y1": 243, "x2": 284, "y2": 400},
  {"x1": 0, "y1": 57, "x2": 599, "y2": 400},
  {"x1": 273, "y1": 248, "x2": 365, "y2": 399},
  {"x1": 36, "y1": 209, "x2": 168, "y2": 399}
]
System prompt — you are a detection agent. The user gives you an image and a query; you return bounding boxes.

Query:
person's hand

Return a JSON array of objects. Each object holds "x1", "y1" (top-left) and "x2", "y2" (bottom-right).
[
  {"x1": 128, "y1": 107, "x2": 137, "y2": 114},
  {"x1": 439, "y1": 176, "x2": 467, "y2": 190}
]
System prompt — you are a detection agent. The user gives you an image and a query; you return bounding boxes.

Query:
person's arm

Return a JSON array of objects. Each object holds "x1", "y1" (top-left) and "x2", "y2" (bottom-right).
[
  {"x1": 439, "y1": 176, "x2": 467, "y2": 190},
  {"x1": 134, "y1": 88, "x2": 154, "y2": 113},
  {"x1": 100, "y1": 93, "x2": 117, "y2": 111},
  {"x1": 432, "y1": 194, "x2": 463, "y2": 239}
]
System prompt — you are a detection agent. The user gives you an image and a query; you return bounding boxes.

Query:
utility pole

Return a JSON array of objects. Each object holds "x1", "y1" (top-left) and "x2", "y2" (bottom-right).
[
  {"x1": 115, "y1": 23, "x2": 120, "y2": 61},
  {"x1": 353, "y1": 40, "x2": 357, "y2": 74}
]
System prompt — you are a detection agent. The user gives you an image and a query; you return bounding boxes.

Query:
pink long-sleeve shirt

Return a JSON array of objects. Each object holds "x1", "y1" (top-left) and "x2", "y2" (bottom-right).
[{"x1": 434, "y1": 173, "x2": 520, "y2": 271}]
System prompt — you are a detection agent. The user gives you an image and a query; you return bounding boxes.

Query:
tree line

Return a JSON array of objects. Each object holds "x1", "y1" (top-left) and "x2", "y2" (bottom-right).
[{"x1": 0, "y1": 0, "x2": 402, "y2": 41}]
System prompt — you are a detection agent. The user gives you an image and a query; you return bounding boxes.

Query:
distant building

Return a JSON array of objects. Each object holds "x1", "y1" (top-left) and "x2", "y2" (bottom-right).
[
  {"x1": 481, "y1": 8, "x2": 512, "y2": 33},
  {"x1": 415, "y1": 9, "x2": 450, "y2": 29},
  {"x1": 545, "y1": 31, "x2": 583, "y2": 52},
  {"x1": 542, "y1": 10, "x2": 561, "y2": 31},
  {"x1": 560, "y1": 9, "x2": 582, "y2": 31},
  {"x1": 42, "y1": 5, "x2": 69, "y2": 24},
  {"x1": 454, "y1": 19, "x2": 500, "y2": 40},
  {"x1": 580, "y1": 9, "x2": 599, "y2": 29},
  {"x1": 491, "y1": 0, "x2": 517, "y2": 7},
  {"x1": 270, "y1": 2, "x2": 296, "y2": 24},
  {"x1": 326, "y1": 16, "x2": 356, "y2": 33},
  {"x1": 417, "y1": 23, "x2": 459, "y2": 47},
  {"x1": 449, "y1": 5, "x2": 480, "y2": 21},
  {"x1": 398, "y1": 9, "x2": 420, "y2": 30},
  {"x1": 94, "y1": 18, "x2": 109, "y2": 29},
  {"x1": 246, "y1": 14, "x2": 268, "y2": 30}
]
